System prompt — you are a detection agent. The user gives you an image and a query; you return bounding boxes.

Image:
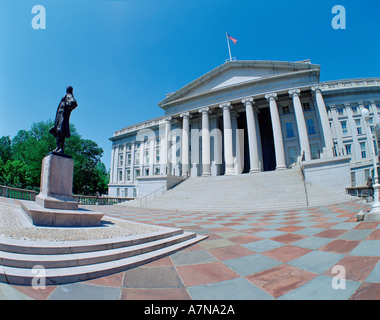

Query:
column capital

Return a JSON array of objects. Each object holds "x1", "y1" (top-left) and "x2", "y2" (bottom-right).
[
  {"x1": 288, "y1": 89, "x2": 301, "y2": 97},
  {"x1": 198, "y1": 107, "x2": 211, "y2": 114},
  {"x1": 241, "y1": 97, "x2": 254, "y2": 105},
  {"x1": 164, "y1": 116, "x2": 172, "y2": 122},
  {"x1": 311, "y1": 86, "x2": 323, "y2": 94},
  {"x1": 180, "y1": 112, "x2": 191, "y2": 119},
  {"x1": 265, "y1": 93, "x2": 278, "y2": 101},
  {"x1": 219, "y1": 102, "x2": 232, "y2": 111}
]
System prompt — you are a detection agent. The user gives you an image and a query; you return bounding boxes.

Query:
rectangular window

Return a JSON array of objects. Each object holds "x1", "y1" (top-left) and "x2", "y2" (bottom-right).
[
  {"x1": 124, "y1": 188, "x2": 128, "y2": 198},
  {"x1": 118, "y1": 154, "x2": 123, "y2": 167},
  {"x1": 310, "y1": 144, "x2": 320, "y2": 160},
  {"x1": 135, "y1": 169, "x2": 140, "y2": 177},
  {"x1": 365, "y1": 169, "x2": 370, "y2": 182},
  {"x1": 127, "y1": 153, "x2": 131, "y2": 165},
  {"x1": 155, "y1": 167, "x2": 161, "y2": 175},
  {"x1": 306, "y1": 118, "x2": 316, "y2": 135},
  {"x1": 360, "y1": 142, "x2": 366, "y2": 158},
  {"x1": 351, "y1": 106, "x2": 358, "y2": 114},
  {"x1": 356, "y1": 119, "x2": 362, "y2": 134},
  {"x1": 116, "y1": 188, "x2": 120, "y2": 197},
  {"x1": 118, "y1": 170, "x2": 122, "y2": 182},
  {"x1": 351, "y1": 172, "x2": 356, "y2": 187},
  {"x1": 288, "y1": 147, "x2": 298, "y2": 164},
  {"x1": 282, "y1": 105, "x2": 289, "y2": 114},
  {"x1": 135, "y1": 153, "x2": 140, "y2": 165},
  {"x1": 340, "y1": 121, "x2": 347, "y2": 136},
  {"x1": 345, "y1": 144, "x2": 352, "y2": 155},
  {"x1": 145, "y1": 168, "x2": 150, "y2": 176},
  {"x1": 145, "y1": 150, "x2": 150, "y2": 164},
  {"x1": 156, "y1": 149, "x2": 160, "y2": 163},
  {"x1": 302, "y1": 102, "x2": 311, "y2": 111},
  {"x1": 285, "y1": 122, "x2": 294, "y2": 138},
  {"x1": 126, "y1": 169, "x2": 131, "y2": 181},
  {"x1": 337, "y1": 108, "x2": 344, "y2": 116},
  {"x1": 133, "y1": 188, "x2": 137, "y2": 198}
]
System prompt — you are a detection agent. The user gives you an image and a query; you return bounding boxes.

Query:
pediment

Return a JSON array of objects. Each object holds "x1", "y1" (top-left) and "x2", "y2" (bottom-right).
[{"x1": 159, "y1": 60, "x2": 320, "y2": 109}]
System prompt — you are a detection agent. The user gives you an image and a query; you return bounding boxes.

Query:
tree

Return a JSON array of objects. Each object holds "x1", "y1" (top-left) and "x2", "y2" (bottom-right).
[{"x1": 0, "y1": 120, "x2": 109, "y2": 195}]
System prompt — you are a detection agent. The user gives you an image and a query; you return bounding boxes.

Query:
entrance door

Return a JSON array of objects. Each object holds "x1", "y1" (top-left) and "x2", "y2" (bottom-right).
[{"x1": 258, "y1": 108, "x2": 276, "y2": 171}]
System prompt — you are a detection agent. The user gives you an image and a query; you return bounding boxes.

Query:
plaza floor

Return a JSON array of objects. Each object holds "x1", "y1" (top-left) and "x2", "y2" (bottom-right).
[{"x1": 1, "y1": 196, "x2": 380, "y2": 300}]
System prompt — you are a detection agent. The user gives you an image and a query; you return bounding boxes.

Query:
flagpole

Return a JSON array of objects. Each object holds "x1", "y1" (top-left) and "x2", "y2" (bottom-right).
[{"x1": 226, "y1": 32, "x2": 232, "y2": 61}]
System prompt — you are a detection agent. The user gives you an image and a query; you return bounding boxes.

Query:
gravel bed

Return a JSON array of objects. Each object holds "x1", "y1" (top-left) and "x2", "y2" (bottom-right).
[{"x1": 0, "y1": 202, "x2": 162, "y2": 242}]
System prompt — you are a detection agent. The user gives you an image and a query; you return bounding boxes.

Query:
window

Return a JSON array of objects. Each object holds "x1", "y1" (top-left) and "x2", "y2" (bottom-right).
[
  {"x1": 118, "y1": 170, "x2": 122, "y2": 182},
  {"x1": 365, "y1": 169, "x2": 370, "y2": 182},
  {"x1": 132, "y1": 188, "x2": 137, "y2": 198},
  {"x1": 155, "y1": 167, "x2": 161, "y2": 175},
  {"x1": 127, "y1": 144, "x2": 131, "y2": 151},
  {"x1": 345, "y1": 144, "x2": 352, "y2": 155},
  {"x1": 337, "y1": 108, "x2": 344, "y2": 116},
  {"x1": 356, "y1": 119, "x2": 362, "y2": 135},
  {"x1": 135, "y1": 153, "x2": 140, "y2": 165},
  {"x1": 124, "y1": 188, "x2": 128, "y2": 198},
  {"x1": 156, "y1": 149, "x2": 160, "y2": 163},
  {"x1": 288, "y1": 147, "x2": 298, "y2": 164},
  {"x1": 310, "y1": 144, "x2": 320, "y2": 160},
  {"x1": 360, "y1": 142, "x2": 366, "y2": 158},
  {"x1": 135, "y1": 142, "x2": 141, "y2": 150},
  {"x1": 302, "y1": 102, "x2": 311, "y2": 111},
  {"x1": 116, "y1": 188, "x2": 120, "y2": 197},
  {"x1": 351, "y1": 106, "x2": 358, "y2": 114},
  {"x1": 340, "y1": 121, "x2": 347, "y2": 136},
  {"x1": 127, "y1": 153, "x2": 131, "y2": 165},
  {"x1": 369, "y1": 117, "x2": 374, "y2": 133},
  {"x1": 351, "y1": 172, "x2": 356, "y2": 187},
  {"x1": 135, "y1": 169, "x2": 140, "y2": 177},
  {"x1": 282, "y1": 105, "x2": 289, "y2": 114},
  {"x1": 118, "y1": 154, "x2": 123, "y2": 167},
  {"x1": 126, "y1": 169, "x2": 131, "y2": 181},
  {"x1": 145, "y1": 168, "x2": 150, "y2": 176},
  {"x1": 145, "y1": 149, "x2": 150, "y2": 164},
  {"x1": 285, "y1": 122, "x2": 294, "y2": 138},
  {"x1": 306, "y1": 118, "x2": 316, "y2": 135}
]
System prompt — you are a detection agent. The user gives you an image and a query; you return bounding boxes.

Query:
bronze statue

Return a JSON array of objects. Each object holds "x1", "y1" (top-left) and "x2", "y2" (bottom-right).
[{"x1": 49, "y1": 86, "x2": 78, "y2": 154}]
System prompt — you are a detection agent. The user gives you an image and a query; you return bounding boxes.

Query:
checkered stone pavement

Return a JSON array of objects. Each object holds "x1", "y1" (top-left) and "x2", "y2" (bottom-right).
[{"x1": 1, "y1": 197, "x2": 380, "y2": 300}]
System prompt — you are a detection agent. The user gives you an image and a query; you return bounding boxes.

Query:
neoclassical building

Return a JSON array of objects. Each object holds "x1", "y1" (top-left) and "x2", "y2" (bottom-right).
[{"x1": 108, "y1": 60, "x2": 380, "y2": 198}]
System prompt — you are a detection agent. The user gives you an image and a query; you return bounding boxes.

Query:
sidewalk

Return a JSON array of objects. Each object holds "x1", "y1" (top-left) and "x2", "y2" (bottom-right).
[{"x1": 1, "y1": 197, "x2": 379, "y2": 300}]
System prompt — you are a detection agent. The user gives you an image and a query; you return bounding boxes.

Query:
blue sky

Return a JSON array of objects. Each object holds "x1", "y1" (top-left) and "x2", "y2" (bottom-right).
[{"x1": 1, "y1": 0, "x2": 379, "y2": 170}]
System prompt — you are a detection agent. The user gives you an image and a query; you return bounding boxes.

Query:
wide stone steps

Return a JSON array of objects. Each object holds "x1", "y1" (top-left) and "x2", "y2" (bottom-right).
[
  {"x1": 125, "y1": 168, "x2": 356, "y2": 212},
  {"x1": 0, "y1": 227, "x2": 206, "y2": 285}
]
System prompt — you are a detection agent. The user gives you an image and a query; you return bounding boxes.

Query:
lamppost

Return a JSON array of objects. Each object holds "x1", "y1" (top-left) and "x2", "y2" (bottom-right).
[{"x1": 361, "y1": 107, "x2": 380, "y2": 220}]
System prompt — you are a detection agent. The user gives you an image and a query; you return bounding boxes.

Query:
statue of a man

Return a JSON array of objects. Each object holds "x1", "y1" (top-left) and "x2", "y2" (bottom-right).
[{"x1": 49, "y1": 86, "x2": 78, "y2": 154}]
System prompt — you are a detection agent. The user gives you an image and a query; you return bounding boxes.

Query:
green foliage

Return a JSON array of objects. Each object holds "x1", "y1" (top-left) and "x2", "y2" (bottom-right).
[{"x1": 0, "y1": 120, "x2": 109, "y2": 195}]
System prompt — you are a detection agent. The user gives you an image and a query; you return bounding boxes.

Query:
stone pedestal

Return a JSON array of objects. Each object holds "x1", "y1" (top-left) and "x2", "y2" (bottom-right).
[
  {"x1": 21, "y1": 152, "x2": 104, "y2": 227},
  {"x1": 35, "y1": 152, "x2": 78, "y2": 210}
]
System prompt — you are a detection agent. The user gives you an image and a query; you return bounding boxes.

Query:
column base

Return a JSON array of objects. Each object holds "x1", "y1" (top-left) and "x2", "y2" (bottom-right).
[
  {"x1": 364, "y1": 205, "x2": 380, "y2": 221},
  {"x1": 202, "y1": 173, "x2": 211, "y2": 177},
  {"x1": 275, "y1": 166, "x2": 287, "y2": 171},
  {"x1": 249, "y1": 168, "x2": 261, "y2": 173}
]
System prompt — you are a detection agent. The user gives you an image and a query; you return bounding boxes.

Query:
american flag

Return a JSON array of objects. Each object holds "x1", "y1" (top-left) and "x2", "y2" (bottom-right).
[{"x1": 227, "y1": 33, "x2": 237, "y2": 45}]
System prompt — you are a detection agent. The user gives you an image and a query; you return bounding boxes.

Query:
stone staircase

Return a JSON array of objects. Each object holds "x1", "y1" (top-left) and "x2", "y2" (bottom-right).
[
  {"x1": 123, "y1": 168, "x2": 356, "y2": 212},
  {"x1": 0, "y1": 227, "x2": 206, "y2": 285}
]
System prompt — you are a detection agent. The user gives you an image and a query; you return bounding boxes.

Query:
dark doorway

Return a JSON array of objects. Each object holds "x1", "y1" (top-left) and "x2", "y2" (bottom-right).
[
  {"x1": 237, "y1": 112, "x2": 250, "y2": 173},
  {"x1": 258, "y1": 108, "x2": 276, "y2": 171}
]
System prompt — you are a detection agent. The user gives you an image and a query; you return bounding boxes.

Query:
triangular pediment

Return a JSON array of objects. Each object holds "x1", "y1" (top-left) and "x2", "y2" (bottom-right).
[{"x1": 159, "y1": 60, "x2": 320, "y2": 108}]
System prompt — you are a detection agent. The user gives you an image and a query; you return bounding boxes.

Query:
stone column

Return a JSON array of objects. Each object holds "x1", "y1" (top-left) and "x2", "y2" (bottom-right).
[
  {"x1": 199, "y1": 107, "x2": 211, "y2": 176},
  {"x1": 311, "y1": 86, "x2": 334, "y2": 158},
  {"x1": 130, "y1": 143, "x2": 135, "y2": 182},
  {"x1": 242, "y1": 97, "x2": 261, "y2": 173},
  {"x1": 370, "y1": 101, "x2": 380, "y2": 124},
  {"x1": 289, "y1": 89, "x2": 311, "y2": 161},
  {"x1": 265, "y1": 93, "x2": 286, "y2": 170},
  {"x1": 122, "y1": 144, "x2": 127, "y2": 182},
  {"x1": 219, "y1": 102, "x2": 235, "y2": 175},
  {"x1": 180, "y1": 112, "x2": 191, "y2": 177},
  {"x1": 164, "y1": 117, "x2": 172, "y2": 175},
  {"x1": 109, "y1": 146, "x2": 116, "y2": 184}
]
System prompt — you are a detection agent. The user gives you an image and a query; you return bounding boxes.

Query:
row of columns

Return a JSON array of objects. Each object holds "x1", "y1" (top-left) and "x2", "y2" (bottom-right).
[{"x1": 164, "y1": 86, "x2": 333, "y2": 177}]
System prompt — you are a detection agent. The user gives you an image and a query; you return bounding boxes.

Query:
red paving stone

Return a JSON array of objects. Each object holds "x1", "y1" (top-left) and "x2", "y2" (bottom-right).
[
  {"x1": 324, "y1": 256, "x2": 379, "y2": 282},
  {"x1": 276, "y1": 226, "x2": 305, "y2": 232},
  {"x1": 350, "y1": 283, "x2": 380, "y2": 300},
  {"x1": 319, "y1": 239, "x2": 360, "y2": 254},
  {"x1": 261, "y1": 245, "x2": 311, "y2": 263},
  {"x1": 271, "y1": 233, "x2": 307, "y2": 244},
  {"x1": 120, "y1": 288, "x2": 191, "y2": 300},
  {"x1": 315, "y1": 229, "x2": 348, "y2": 238},
  {"x1": 209, "y1": 246, "x2": 255, "y2": 260},
  {"x1": 366, "y1": 229, "x2": 380, "y2": 240},
  {"x1": 176, "y1": 262, "x2": 239, "y2": 287},
  {"x1": 246, "y1": 264, "x2": 318, "y2": 298}
]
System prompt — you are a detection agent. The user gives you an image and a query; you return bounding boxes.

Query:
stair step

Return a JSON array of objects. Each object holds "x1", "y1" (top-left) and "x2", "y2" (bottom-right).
[{"x1": 0, "y1": 234, "x2": 207, "y2": 285}]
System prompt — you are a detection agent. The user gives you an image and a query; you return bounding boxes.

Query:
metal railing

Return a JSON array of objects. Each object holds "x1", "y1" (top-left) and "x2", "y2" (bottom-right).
[
  {"x1": 139, "y1": 185, "x2": 166, "y2": 207},
  {"x1": 0, "y1": 185, "x2": 37, "y2": 201},
  {"x1": 0, "y1": 184, "x2": 132, "y2": 205},
  {"x1": 73, "y1": 195, "x2": 133, "y2": 206}
]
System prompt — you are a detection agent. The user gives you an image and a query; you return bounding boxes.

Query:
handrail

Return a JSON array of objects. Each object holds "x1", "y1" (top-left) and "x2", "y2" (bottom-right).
[
  {"x1": 0, "y1": 185, "x2": 37, "y2": 201},
  {"x1": 298, "y1": 159, "x2": 309, "y2": 207},
  {"x1": 139, "y1": 185, "x2": 166, "y2": 207}
]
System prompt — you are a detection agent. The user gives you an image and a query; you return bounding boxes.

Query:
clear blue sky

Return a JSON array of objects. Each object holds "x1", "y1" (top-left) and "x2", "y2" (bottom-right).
[{"x1": 1, "y1": 0, "x2": 379, "y2": 170}]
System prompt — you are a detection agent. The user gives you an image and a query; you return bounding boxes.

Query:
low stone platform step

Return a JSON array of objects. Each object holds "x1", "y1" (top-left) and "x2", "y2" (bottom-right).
[
  {"x1": 20, "y1": 200, "x2": 105, "y2": 227},
  {"x1": 0, "y1": 234, "x2": 206, "y2": 285}
]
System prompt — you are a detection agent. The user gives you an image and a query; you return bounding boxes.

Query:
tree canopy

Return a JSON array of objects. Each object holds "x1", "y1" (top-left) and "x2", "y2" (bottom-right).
[{"x1": 0, "y1": 120, "x2": 109, "y2": 195}]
